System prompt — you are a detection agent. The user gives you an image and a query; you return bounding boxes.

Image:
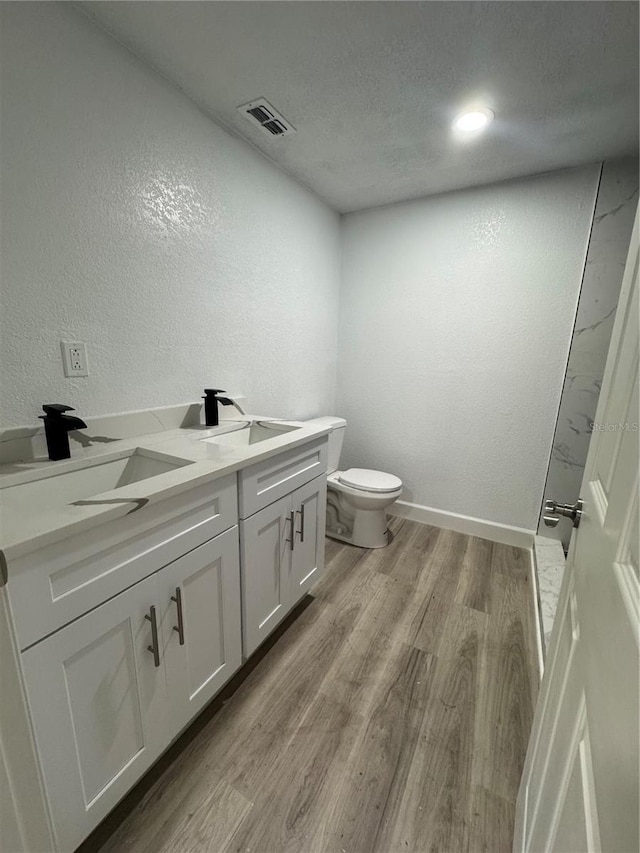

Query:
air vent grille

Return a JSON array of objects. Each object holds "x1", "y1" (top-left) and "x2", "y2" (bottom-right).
[
  {"x1": 247, "y1": 105, "x2": 273, "y2": 123},
  {"x1": 238, "y1": 98, "x2": 296, "y2": 139},
  {"x1": 263, "y1": 119, "x2": 287, "y2": 136}
]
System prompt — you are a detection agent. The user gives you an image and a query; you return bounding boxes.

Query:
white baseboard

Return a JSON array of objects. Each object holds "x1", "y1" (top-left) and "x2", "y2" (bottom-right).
[
  {"x1": 529, "y1": 547, "x2": 545, "y2": 678},
  {"x1": 390, "y1": 500, "x2": 535, "y2": 549}
]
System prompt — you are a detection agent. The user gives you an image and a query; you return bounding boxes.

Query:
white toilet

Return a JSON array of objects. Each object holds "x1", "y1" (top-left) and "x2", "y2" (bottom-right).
[{"x1": 308, "y1": 417, "x2": 403, "y2": 548}]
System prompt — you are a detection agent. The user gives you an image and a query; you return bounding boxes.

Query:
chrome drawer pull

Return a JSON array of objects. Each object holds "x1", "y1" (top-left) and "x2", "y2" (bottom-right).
[
  {"x1": 297, "y1": 504, "x2": 305, "y2": 543},
  {"x1": 285, "y1": 510, "x2": 296, "y2": 551},
  {"x1": 171, "y1": 587, "x2": 185, "y2": 646},
  {"x1": 145, "y1": 605, "x2": 160, "y2": 667}
]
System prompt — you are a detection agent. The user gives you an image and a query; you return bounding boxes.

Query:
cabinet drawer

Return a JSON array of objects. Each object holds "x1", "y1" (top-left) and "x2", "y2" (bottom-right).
[
  {"x1": 9, "y1": 474, "x2": 237, "y2": 650},
  {"x1": 238, "y1": 437, "x2": 328, "y2": 518}
]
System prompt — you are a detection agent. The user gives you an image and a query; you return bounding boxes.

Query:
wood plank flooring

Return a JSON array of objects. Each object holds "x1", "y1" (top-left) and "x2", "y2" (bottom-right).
[{"x1": 81, "y1": 518, "x2": 539, "y2": 853}]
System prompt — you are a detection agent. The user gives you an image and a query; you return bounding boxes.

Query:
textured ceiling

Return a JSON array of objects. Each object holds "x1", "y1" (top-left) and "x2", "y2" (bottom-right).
[{"x1": 80, "y1": 1, "x2": 639, "y2": 213}]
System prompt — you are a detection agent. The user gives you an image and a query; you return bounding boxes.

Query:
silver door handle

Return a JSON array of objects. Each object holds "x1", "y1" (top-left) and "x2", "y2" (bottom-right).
[
  {"x1": 145, "y1": 605, "x2": 161, "y2": 667},
  {"x1": 285, "y1": 510, "x2": 296, "y2": 550},
  {"x1": 543, "y1": 499, "x2": 583, "y2": 528},
  {"x1": 297, "y1": 504, "x2": 305, "y2": 542},
  {"x1": 171, "y1": 587, "x2": 185, "y2": 646}
]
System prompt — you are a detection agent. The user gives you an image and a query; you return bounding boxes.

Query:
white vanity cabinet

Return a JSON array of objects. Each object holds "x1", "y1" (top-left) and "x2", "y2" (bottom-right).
[
  {"x1": 290, "y1": 475, "x2": 327, "y2": 602},
  {"x1": 20, "y1": 573, "x2": 168, "y2": 852},
  {"x1": 3, "y1": 432, "x2": 329, "y2": 852},
  {"x1": 20, "y1": 527, "x2": 242, "y2": 853},
  {"x1": 241, "y1": 474, "x2": 327, "y2": 657},
  {"x1": 241, "y1": 493, "x2": 292, "y2": 654},
  {"x1": 8, "y1": 475, "x2": 238, "y2": 652},
  {"x1": 158, "y1": 528, "x2": 242, "y2": 735}
]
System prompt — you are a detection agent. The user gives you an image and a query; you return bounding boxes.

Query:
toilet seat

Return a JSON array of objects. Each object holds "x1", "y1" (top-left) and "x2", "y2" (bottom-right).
[{"x1": 338, "y1": 468, "x2": 402, "y2": 493}]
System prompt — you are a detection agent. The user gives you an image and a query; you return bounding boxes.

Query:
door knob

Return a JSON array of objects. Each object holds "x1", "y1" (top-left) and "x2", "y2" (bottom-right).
[{"x1": 543, "y1": 499, "x2": 583, "y2": 528}]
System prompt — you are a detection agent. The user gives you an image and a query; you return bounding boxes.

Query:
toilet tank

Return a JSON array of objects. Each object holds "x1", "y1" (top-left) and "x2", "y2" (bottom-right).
[{"x1": 306, "y1": 416, "x2": 346, "y2": 473}]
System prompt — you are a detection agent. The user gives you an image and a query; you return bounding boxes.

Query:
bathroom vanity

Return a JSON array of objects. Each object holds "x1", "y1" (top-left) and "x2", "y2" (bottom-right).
[{"x1": 0, "y1": 413, "x2": 329, "y2": 852}]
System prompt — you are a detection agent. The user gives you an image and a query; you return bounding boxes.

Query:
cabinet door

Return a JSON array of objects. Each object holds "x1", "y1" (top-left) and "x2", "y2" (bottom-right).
[
  {"x1": 20, "y1": 574, "x2": 167, "y2": 853},
  {"x1": 291, "y1": 474, "x2": 327, "y2": 604},
  {"x1": 159, "y1": 528, "x2": 242, "y2": 737},
  {"x1": 240, "y1": 494, "x2": 293, "y2": 657}
]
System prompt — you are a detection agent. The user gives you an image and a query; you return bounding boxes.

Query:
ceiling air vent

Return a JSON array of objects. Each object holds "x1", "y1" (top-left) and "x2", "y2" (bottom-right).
[{"x1": 237, "y1": 98, "x2": 296, "y2": 139}]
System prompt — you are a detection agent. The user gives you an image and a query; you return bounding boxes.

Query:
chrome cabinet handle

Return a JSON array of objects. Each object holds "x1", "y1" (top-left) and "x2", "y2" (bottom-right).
[
  {"x1": 285, "y1": 510, "x2": 296, "y2": 551},
  {"x1": 171, "y1": 587, "x2": 185, "y2": 646},
  {"x1": 297, "y1": 504, "x2": 305, "y2": 543},
  {"x1": 145, "y1": 605, "x2": 160, "y2": 667}
]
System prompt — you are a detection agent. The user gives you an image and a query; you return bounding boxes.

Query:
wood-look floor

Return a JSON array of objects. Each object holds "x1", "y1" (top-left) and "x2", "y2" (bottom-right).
[{"x1": 81, "y1": 518, "x2": 539, "y2": 853}]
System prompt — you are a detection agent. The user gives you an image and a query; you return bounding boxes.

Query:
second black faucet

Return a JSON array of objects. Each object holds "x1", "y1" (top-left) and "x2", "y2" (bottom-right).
[{"x1": 202, "y1": 389, "x2": 236, "y2": 427}]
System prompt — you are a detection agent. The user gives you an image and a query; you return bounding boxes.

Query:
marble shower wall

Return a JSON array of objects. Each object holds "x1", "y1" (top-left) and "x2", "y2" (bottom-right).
[
  {"x1": 539, "y1": 157, "x2": 639, "y2": 549},
  {"x1": 535, "y1": 535, "x2": 567, "y2": 654}
]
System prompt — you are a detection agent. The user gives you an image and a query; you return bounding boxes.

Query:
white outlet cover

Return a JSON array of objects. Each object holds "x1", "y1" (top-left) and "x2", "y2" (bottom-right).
[{"x1": 61, "y1": 341, "x2": 89, "y2": 377}]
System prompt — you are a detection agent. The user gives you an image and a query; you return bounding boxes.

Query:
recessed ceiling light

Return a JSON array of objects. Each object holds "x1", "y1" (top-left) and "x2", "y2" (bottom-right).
[{"x1": 452, "y1": 107, "x2": 494, "y2": 133}]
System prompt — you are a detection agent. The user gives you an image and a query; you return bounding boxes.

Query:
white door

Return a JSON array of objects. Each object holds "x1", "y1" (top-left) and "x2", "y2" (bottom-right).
[
  {"x1": 159, "y1": 528, "x2": 242, "y2": 736},
  {"x1": 291, "y1": 474, "x2": 327, "y2": 604},
  {"x1": 514, "y1": 207, "x2": 639, "y2": 853},
  {"x1": 240, "y1": 493, "x2": 293, "y2": 657},
  {"x1": 21, "y1": 574, "x2": 168, "y2": 852}
]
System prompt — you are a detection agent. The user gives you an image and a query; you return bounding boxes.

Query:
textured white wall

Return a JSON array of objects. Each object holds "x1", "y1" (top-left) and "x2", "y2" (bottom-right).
[
  {"x1": 0, "y1": 3, "x2": 340, "y2": 428},
  {"x1": 0, "y1": 5, "x2": 606, "y2": 533},
  {"x1": 338, "y1": 167, "x2": 600, "y2": 531}
]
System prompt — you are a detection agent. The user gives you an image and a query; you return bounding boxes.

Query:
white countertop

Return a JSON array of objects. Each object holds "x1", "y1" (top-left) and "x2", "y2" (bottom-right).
[{"x1": 0, "y1": 418, "x2": 330, "y2": 566}]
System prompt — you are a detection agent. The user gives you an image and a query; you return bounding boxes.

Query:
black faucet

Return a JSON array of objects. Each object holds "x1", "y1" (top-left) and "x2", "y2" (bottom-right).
[
  {"x1": 202, "y1": 388, "x2": 236, "y2": 427},
  {"x1": 39, "y1": 404, "x2": 88, "y2": 461}
]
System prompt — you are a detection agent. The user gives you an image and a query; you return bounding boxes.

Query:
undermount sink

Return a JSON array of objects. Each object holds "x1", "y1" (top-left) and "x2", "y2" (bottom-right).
[
  {"x1": 1, "y1": 448, "x2": 193, "y2": 514},
  {"x1": 201, "y1": 420, "x2": 301, "y2": 447}
]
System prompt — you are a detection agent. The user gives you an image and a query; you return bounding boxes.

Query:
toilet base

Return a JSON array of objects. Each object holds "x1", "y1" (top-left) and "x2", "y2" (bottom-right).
[{"x1": 326, "y1": 506, "x2": 390, "y2": 549}]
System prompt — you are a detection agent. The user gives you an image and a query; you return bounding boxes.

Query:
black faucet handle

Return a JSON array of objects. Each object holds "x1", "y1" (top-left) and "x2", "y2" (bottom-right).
[
  {"x1": 203, "y1": 388, "x2": 226, "y2": 397},
  {"x1": 42, "y1": 403, "x2": 75, "y2": 416}
]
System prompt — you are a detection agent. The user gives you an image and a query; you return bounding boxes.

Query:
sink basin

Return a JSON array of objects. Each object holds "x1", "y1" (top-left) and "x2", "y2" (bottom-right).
[
  {"x1": 1, "y1": 448, "x2": 193, "y2": 514},
  {"x1": 201, "y1": 421, "x2": 300, "y2": 447}
]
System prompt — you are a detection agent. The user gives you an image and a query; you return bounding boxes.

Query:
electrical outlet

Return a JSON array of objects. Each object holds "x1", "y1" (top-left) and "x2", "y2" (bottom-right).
[{"x1": 61, "y1": 341, "x2": 89, "y2": 377}]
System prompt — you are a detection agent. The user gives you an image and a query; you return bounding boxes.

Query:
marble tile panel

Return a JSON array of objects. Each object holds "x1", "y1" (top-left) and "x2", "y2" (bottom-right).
[
  {"x1": 539, "y1": 157, "x2": 639, "y2": 548},
  {"x1": 534, "y1": 535, "x2": 566, "y2": 653}
]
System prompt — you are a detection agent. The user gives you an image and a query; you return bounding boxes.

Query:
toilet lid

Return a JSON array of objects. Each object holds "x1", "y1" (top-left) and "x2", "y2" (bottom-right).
[{"x1": 338, "y1": 468, "x2": 402, "y2": 493}]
